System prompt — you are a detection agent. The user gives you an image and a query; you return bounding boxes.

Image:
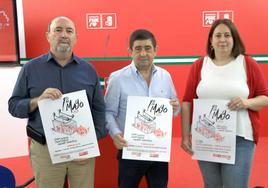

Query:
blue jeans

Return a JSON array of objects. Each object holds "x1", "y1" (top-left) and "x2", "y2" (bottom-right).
[
  {"x1": 198, "y1": 136, "x2": 255, "y2": 188},
  {"x1": 117, "y1": 150, "x2": 168, "y2": 188}
]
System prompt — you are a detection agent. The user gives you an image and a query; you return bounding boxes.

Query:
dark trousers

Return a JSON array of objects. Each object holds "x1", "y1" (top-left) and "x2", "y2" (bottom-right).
[{"x1": 117, "y1": 150, "x2": 168, "y2": 188}]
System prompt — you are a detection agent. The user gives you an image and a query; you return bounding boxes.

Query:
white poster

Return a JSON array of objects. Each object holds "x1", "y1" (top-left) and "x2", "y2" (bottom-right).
[
  {"x1": 123, "y1": 96, "x2": 173, "y2": 162},
  {"x1": 38, "y1": 90, "x2": 99, "y2": 164},
  {"x1": 192, "y1": 99, "x2": 237, "y2": 164}
]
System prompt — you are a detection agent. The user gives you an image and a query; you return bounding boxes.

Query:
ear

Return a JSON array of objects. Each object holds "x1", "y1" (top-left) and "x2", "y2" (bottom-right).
[
  {"x1": 209, "y1": 37, "x2": 212, "y2": 45},
  {"x1": 128, "y1": 47, "x2": 133, "y2": 57},
  {"x1": 154, "y1": 45, "x2": 159, "y2": 54},
  {"x1": 46, "y1": 32, "x2": 50, "y2": 42},
  {"x1": 73, "y1": 33, "x2": 78, "y2": 45}
]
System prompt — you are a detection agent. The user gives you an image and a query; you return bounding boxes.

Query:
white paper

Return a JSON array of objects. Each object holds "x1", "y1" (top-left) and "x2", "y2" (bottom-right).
[
  {"x1": 38, "y1": 90, "x2": 100, "y2": 164},
  {"x1": 122, "y1": 96, "x2": 173, "y2": 162},
  {"x1": 192, "y1": 99, "x2": 237, "y2": 164}
]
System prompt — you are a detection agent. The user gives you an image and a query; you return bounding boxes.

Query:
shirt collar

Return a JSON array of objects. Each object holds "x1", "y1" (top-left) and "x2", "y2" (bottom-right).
[
  {"x1": 46, "y1": 52, "x2": 80, "y2": 64},
  {"x1": 130, "y1": 60, "x2": 157, "y2": 74}
]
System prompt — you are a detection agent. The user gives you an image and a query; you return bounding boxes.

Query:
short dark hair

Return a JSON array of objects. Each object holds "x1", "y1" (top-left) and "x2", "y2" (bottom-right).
[
  {"x1": 129, "y1": 29, "x2": 157, "y2": 49},
  {"x1": 206, "y1": 19, "x2": 245, "y2": 59}
]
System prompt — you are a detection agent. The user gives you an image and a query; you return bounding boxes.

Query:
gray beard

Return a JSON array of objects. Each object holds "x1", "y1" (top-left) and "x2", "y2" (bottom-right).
[{"x1": 56, "y1": 44, "x2": 71, "y2": 52}]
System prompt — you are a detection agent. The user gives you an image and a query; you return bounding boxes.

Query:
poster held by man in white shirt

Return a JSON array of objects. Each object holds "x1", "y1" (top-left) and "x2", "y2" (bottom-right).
[{"x1": 123, "y1": 96, "x2": 173, "y2": 162}]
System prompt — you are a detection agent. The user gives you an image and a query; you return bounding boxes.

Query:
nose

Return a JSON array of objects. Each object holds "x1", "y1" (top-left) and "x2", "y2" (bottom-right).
[
  {"x1": 140, "y1": 48, "x2": 147, "y2": 56},
  {"x1": 60, "y1": 30, "x2": 68, "y2": 38},
  {"x1": 219, "y1": 36, "x2": 226, "y2": 41}
]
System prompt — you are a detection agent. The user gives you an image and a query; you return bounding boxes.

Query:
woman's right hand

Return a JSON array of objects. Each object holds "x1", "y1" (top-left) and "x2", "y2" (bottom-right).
[
  {"x1": 181, "y1": 137, "x2": 194, "y2": 156},
  {"x1": 181, "y1": 102, "x2": 194, "y2": 156}
]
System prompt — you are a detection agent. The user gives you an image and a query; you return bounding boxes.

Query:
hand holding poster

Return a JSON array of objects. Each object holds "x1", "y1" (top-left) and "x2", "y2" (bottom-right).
[
  {"x1": 122, "y1": 96, "x2": 173, "y2": 162},
  {"x1": 192, "y1": 99, "x2": 237, "y2": 164},
  {"x1": 38, "y1": 90, "x2": 100, "y2": 164}
]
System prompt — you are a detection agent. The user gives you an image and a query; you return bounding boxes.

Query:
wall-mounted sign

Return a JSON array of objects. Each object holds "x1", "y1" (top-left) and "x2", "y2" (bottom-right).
[
  {"x1": 202, "y1": 10, "x2": 234, "y2": 27},
  {"x1": 86, "y1": 13, "x2": 116, "y2": 29}
]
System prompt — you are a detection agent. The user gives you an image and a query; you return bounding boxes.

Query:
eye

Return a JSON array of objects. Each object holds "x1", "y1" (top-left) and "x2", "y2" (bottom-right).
[
  {"x1": 66, "y1": 28, "x2": 74, "y2": 33},
  {"x1": 54, "y1": 27, "x2": 62, "y2": 33},
  {"x1": 215, "y1": 34, "x2": 222, "y2": 38},
  {"x1": 224, "y1": 33, "x2": 232, "y2": 38},
  {"x1": 134, "y1": 47, "x2": 142, "y2": 53},
  {"x1": 145, "y1": 46, "x2": 152, "y2": 52}
]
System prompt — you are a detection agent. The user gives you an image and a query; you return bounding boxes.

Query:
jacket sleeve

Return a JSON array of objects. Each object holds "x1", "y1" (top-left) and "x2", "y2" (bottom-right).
[
  {"x1": 183, "y1": 57, "x2": 203, "y2": 102},
  {"x1": 246, "y1": 56, "x2": 268, "y2": 97}
]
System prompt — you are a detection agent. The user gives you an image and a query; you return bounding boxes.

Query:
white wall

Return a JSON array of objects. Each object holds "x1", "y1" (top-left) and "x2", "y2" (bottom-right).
[{"x1": 0, "y1": 67, "x2": 28, "y2": 159}]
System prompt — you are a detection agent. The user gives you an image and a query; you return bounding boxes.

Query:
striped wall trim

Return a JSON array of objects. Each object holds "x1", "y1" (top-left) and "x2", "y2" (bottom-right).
[
  {"x1": 100, "y1": 77, "x2": 105, "y2": 89},
  {"x1": 20, "y1": 55, "x2": 268, "y2": 65},
  {"x1": 18, "y1": 55, "x2": 268, "y2": 88}
]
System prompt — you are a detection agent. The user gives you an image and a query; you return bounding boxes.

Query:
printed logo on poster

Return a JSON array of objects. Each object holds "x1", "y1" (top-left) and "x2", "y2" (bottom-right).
[
  {"x1": 86, "y1": 13, "x2": 116, "y2": 29},
  {"x1": 202, "y1": 10, "x2": 234, "y2": 27}
]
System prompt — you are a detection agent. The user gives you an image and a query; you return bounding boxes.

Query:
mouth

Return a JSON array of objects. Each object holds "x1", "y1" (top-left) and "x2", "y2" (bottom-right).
[
  {"x1": 59, "y1": 40, "x2": 70, "y2": 45},
  {"x1": 218, "y1": 45, "x2": 228, "y2": 49},
  {"x1": 58, "y1": 42, "x2": 70, "y2": 48},
  {"x1": 139, "y1": 58, "x2": 149, "y2": 62},
  {"x1": 218, "y1": 43, "x2": 227, "y2": 47}
]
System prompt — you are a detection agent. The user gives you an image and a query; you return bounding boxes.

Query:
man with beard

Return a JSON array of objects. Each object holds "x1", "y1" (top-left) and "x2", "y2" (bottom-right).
[{"x1": 8, "y1": 16, "x2": 106, "y2": 188}]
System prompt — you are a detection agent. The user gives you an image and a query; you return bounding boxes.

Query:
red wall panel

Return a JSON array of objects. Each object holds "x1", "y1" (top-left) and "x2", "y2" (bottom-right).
[
  {"x1": 22, "y1": 0, "x2": 268, "y2": 57},
  {"x1": 21, "y1": 0, "x2": 268, "y2": 137},
  {"x1": 0, "y1": 0, "x2": 18, "y2": 62}
]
